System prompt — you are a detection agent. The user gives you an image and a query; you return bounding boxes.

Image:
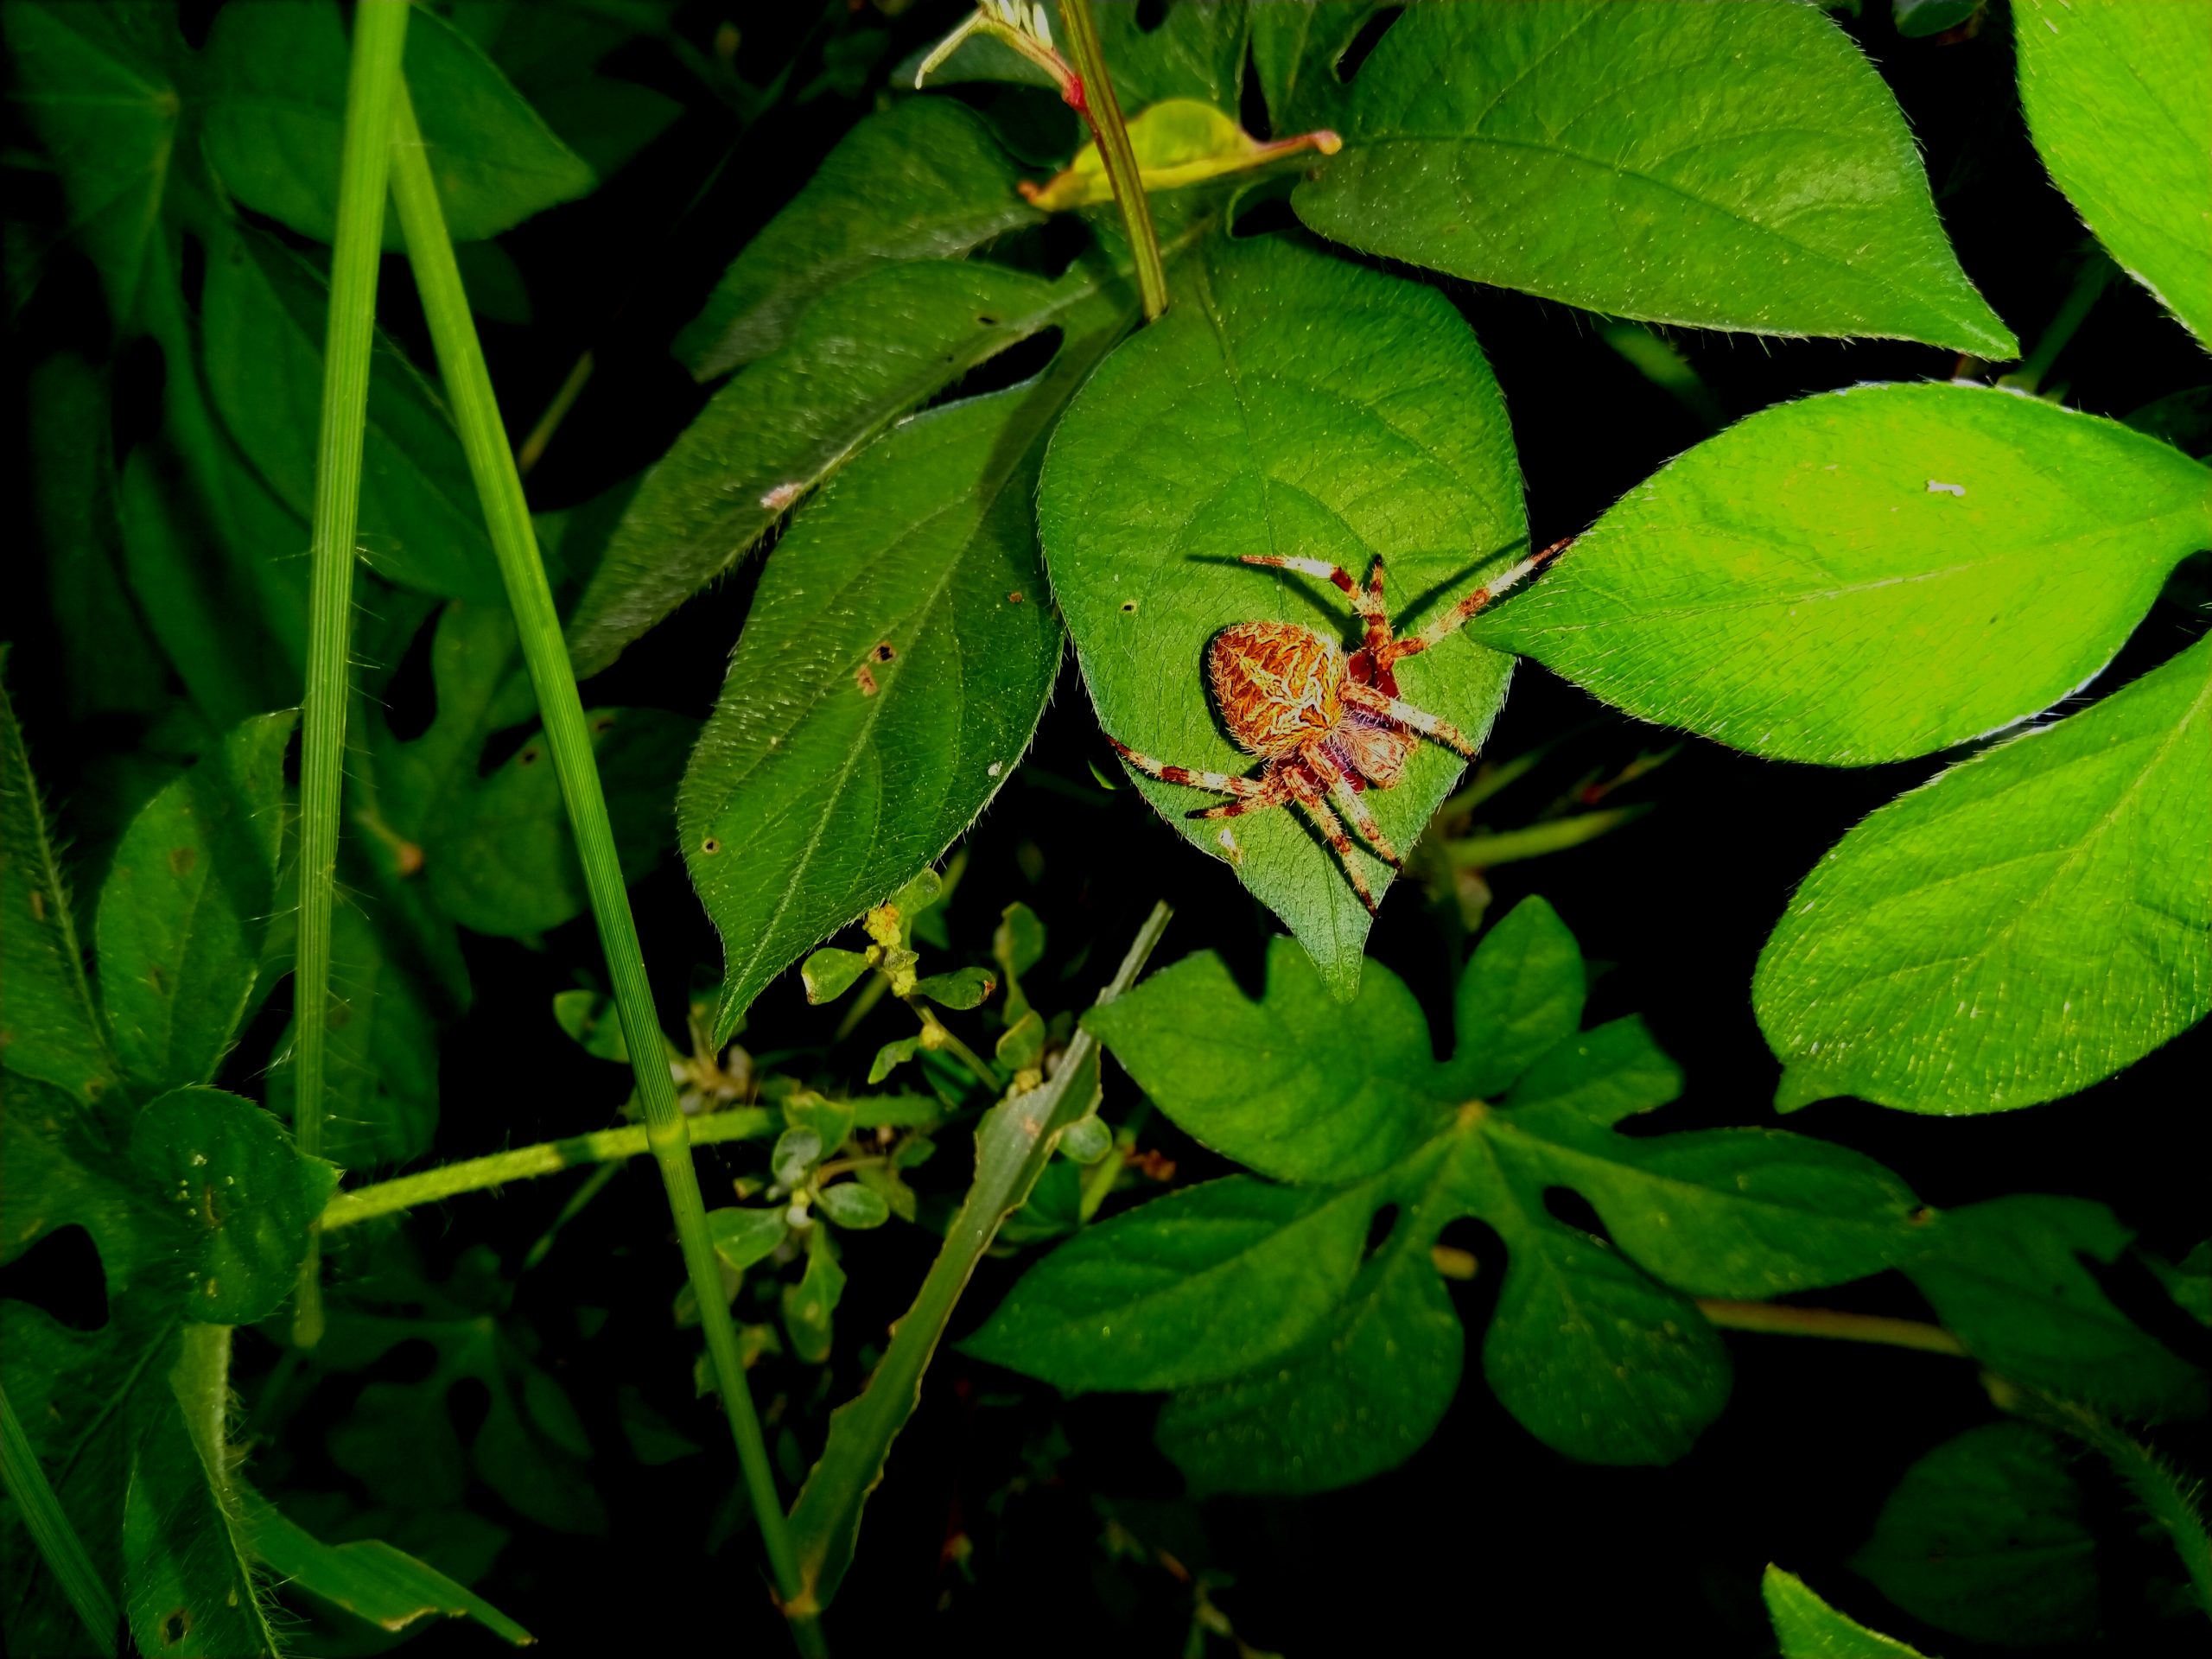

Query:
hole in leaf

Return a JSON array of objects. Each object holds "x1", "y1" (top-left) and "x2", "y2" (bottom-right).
[
  {"x1": 160, "y1": 1606, "x2": 191, "y2": 1646},
  {"x1": 1239, "y1": 35, "x2": 1272, "y2": 140},
  {"x1": 0, "y1": 1224, "x2": 110, "y2": 1331},
  {"x1": 1337, "y1": 7, "x2": 1404, "y2": 83},
  {"x1": 701, "y1": 837, "x2": 721, "y2": 855},
  {"x1": 921, "y1": 327, "x2": 1065, "y2": 414},
  {"x1": 1541, "y1": 1186, "x2": 1611, "y2": 1243},
  {"x1": 379, "y1": 608, "x2": 442, "y2": 741},
  {"x1": 1363, "y1": 1204, "x2": 1401, "y2": 1259},
  {"x1": 1135, "y1": 0, "x2": 1168, "y2": 30},
  {"x1": 1229, "y1": 184, "x2": 1299, "y2": 239}
]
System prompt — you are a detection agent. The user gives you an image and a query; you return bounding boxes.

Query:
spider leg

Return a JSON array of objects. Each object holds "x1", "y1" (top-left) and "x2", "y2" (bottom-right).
[
  {"x1": 1341, "y1": 683, "x2": 1476, "y2": 757},
  {"x1": 1306, "y1": 747, "x2": 1403, "y2": 869},
  {"x1": 1380, "y1": 536, "x2": 1574, "y2": 667},
  {"x1": 1242, "y1": 554, "x2": 1389, "y2": 652},
  {"x1": 1284, "y1": 766, "x2": 1380, "y2": 914},
  {"x1": 1109, "y1": 736, "x2": 1265, "y2": 797}
]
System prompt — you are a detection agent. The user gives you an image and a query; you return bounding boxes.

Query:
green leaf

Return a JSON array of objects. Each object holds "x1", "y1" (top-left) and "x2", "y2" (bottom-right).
[
  {"x1": 784, "y1": 1232, "x2": 847, "y2": 1364},
  {"x1": 128, "y1": 1086, "x2": 337, "y2": 1325},
  {"x1": 426, "y1": 707, "x2": 694, "y2": 940},
  {"x1": 3, "y1": 0, "x2": 181, "y2": 327},
  {"x1": 1249, "y1": 2, "x2": 1371, "y2": 134},
  {"x1": 124, "y1": 1328, "x2": 281, "y2": 1658},
  {"x1": 1058, "y1": 1113, "x2": 1111, "y2": 1165},
  {"x1": 817, "y1": 1184, "x2": 891, "y2": 1231},
  {"x1": 238, "y1": 1488, "x2": 532, "y2": 1645},
  {"x1": 996, "y1": 1009, "x2": 1046, "y2": 1071},
  {"x1": 1, "y1": 669, "x2": 125, "y2": 1112},
  {"x1": 802, "y1": 948, "x2": 874, "y2": 1005},
  {"x1": 963, "y1": 1175, "x2": 1388, "y2": 1393},
  {"x1": 1902, "y1": 1195, "x2": 2208, "y2": 1420},
  {"x1": 1476, "y1": 385, "x2": 2212, "y2": 765},
  {"x1": 679, "y1": 376, "x2": 1072, "y2": 1040},
  {"x1": 199, "y1": 0, "x2": 594, "y2": 251},
  {"x1": 1442, "y1": 895, "x2": 1586, "y2": 1098},
  {"x1": 1083, "y1": 938, "x2": 1453, "y2": 1183},
  {"x1": 1500, "y1": 1014, "x2": 1681, "y2": 1129},
  {"x1": 1758, "y1": 634, "x2": 2212, "y2": 1114},
  {"x1": 1040, "y1": 232, "x2": 1524, "y2": 991},
  {"x1": 1157, "y1": 1228, "x2": 1464, "y2": 1497},
  {"x1": 1762, "y1": 1566, "x2": 1931, "y2": 1659},
  {"x1": 266, "y1": 905, "x2": 441, "y2": 1167},
  {"x1": 568, "y1": 258, "x2": 1068, "y2": 678},
  {"x1": 911, "y1": 966, "x2": 997, "y2": 1012},
  {"x1": 96, "y1": 711, "x2": 294, "y2": 1096},
  {"x1": 709, "y1": 1207, "x2": 792, "y2": 1273},
  {"x1": 1851, "y1": 1423, "x2": 2094, "y2": 1645},
  {"x1": 1293, "y1": 3, "x2": 2013, "y2": 353},
  {"x1": 868, "y1": 1035, "x2": 924, "y2": 1085},
  {"x1": 910, "y1": 1, "x2": 1247, "y2": 110},
  {"x1": 2017, "y1": 0, "x2": 2212, "y2": 351},
  {"x1": 674, "y1": 96, "x2": 1042, "y2": 378},
  {"x1": 551, "y1": 988, "x2": 628, "y2": 1062},
  {"x1": 774, "y1": 1128, "x2": 824, "y2": 1190},
  {"x1": 201, "y1": 227, "x2": 502, "y2": 603}
]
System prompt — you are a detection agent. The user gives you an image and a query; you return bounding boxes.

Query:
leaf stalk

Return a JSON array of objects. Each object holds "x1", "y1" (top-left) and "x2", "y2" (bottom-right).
[{"x1": 1058, "y1": 0, "x2": 1168, "y2": 321}]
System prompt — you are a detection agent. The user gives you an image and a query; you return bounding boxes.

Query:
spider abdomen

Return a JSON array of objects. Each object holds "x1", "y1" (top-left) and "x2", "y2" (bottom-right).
[{"x1": 1208, "y1": 621, "x2": 1344, "y2": 756}]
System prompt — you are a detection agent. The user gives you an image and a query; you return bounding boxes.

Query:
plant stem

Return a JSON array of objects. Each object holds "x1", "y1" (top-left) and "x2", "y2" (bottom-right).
[
  {"x1": 1058, "y1": 0, "x2": 1167, "y2": 321},
  {"x1": 290, "y1": 0, "x2": 411, "y2": 1351},
  {"x1": 385, "y1": 87, "x2": 817, "y2": 1652},
  {"x1": 516, "y1": 349, "x2": 593, "y2": 475},
  {"x1": 2011, "y1": 251, "x2": 2113, "y2": 395},
  {"x1": 1695, "y1": 1300, "x2": 1969, "y2": 1357},
  {"x1": 1443, "y1": 805, "x2": 1651, "y2": 869},
  {"x1": 786, "y1": 902, "x2": 1173, "y2": 1617},
  {"x1": 323, "y1": 1109, "x2": 776, "y2": 1230},
  {"x1": 0, "y1": 1382, "x2": 117, "y2": 1649}
]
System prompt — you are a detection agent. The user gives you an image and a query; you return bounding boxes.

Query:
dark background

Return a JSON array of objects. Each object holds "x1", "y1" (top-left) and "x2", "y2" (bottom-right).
[{"x1": 6, "y1": 2, "x2": 2207, "y2": 1655}]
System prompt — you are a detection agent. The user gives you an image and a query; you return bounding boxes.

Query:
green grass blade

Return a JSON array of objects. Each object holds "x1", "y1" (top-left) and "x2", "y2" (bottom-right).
[
  {"x1": 383, "y1": 79, "x2": 816, "y2": 1649},
  {"x1": 0, "y1": 1380, "x2": 118, "y2": 1649},
  {"x1": 292, "y1": 0, "x2": 411, "y2": 1350}
]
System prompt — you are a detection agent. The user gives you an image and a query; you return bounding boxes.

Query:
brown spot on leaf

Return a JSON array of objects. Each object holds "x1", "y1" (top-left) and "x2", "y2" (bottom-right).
[
  {"x1": 168, "y1": 846, "x2": 198, "y2": 876},
  {"x1": 855, "y1": 665, "x2": 880, "y2": 696},
  {"x1": 1120, "y1": 600, "x2": 1138, "y2": 613},
  {"x1": 28, "y1": 889, "x2": 45, "y2": 921},
  {"x1": 1007, "y1": 591, "x2": 1024, "y2": 605},
  {"x1": 519, "y1": 746, "x2": 541, "y2": 766},
  {"x1": 701, "y1": 838, "x2": 721, "y2": 855},
  {"x1": 869, "y1": 642, "x2": 896, "y2": 663}
]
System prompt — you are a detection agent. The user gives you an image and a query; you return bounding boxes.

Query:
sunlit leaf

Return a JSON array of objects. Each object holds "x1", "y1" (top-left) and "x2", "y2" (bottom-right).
[
  {"x1": 1762, "y1": 1566, "x2": 1929, "y2": 1659},
  {"x1": 1440, "y1": 893, "x2": 1585, "y2": 1099},
  {"x1": 199, "y1": 0, "x2": 594, "y2": 250},
  {"x1": 2016, "y1": 0, "x2": 2212, "y2": 351},
  {"x1": 1040, "y1": 232, "x2": 1524, "y2": 995},
  {"x1": 1020, "y1": 99, "x2": 1338, "y2": 213},
  {"x1": 1758, "y1": 636, "x2": 2212, "y2": 1114},
  {"x1": 1851, "y1": 1423, "x2": 2094, "y2": 1645},
  {"x1": 1294, "y1": 2, "x2": 2014, "y2": 353},
  {"x1": 674, "y1": 97, "x2": 1042, "y2": 378},
  {"x1": 96, "y1": 711, "x2": 294, "y2": 1098},
  {"x1": 1476, "y1": 385, "x2": 2212, "y2": 765}
]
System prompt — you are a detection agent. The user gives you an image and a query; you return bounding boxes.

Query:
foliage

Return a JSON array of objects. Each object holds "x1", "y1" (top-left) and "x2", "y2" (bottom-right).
[{"x1": 6, "y1": 1, "x2": 2209, "y2": 1655}]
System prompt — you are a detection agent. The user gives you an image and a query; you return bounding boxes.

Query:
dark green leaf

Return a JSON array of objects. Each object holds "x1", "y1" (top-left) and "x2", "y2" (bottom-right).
[
  {"x1": 1058, "y1": 1113, "x2": 1111, "y2": 1165},
  {"x1": 1, "y1": 670, "x2": 125, "y2": 1112},
  {"x1": 1759, "y1": 634, "x2": 2212, "y2": 1114},
  {"x1": 3, "y1": 0, "x2": 181, "y2": 327},
  {"x1": 1852, "y1": 1422, "x2": 2094, "y2": 1645},
  {"x1": 802, "y1": 948, "x2": 874, "y2": 1004},
  {"x1": 674, "y1": 97, "x2": 1042, "y2": 377},
  {"x1": 1501, "y1": 1014, "x2": 1681, "y2": 1129},
  {"x1": 709, "y1": 1207, "x2": 791, "y2": 1273},
  {"x1": 784, "y1": 1232, "x2": 847, "y2": 1364},
  {"x1": 96, "y1": 710, "x2": 294, "y2": 1096},
  {"x1": 427, "y1": 706, "x2": 694, "y2": 940},
  {"x1": 868, "y1": 1035, "x2": 923, "y2": 1085},
  {"x1": 1903, "y1": 1195, "x2": 2208, "y2": 1420},
  {"x1": 1477, "y1": 385, "x2": 2212, "y2": 765},
  {"x1": 1082, "y1": 938, "x2": 1454, "y2": 1183},
  {"x1": 963, "y1": 1176, "x2": 1387, "y2": 1393},
  {"x1": 1763, "y1": 1566, "x2": 1929, "y2": 1659},
  {"x1": 200, "y1": 0, "x2": 594, "y2": 249},
  {"x1": 1294, "y1": 3, "x2": 2013, "y2": 353},
  {"x1": 551, "y1": 988, "x2": 628, "y2": 1062},
  {"x1": 1443, "y1": 894, "x2": 1586, "y2": 1098},
  {"x1": 202, "y1": 227, "x2": 502, "y2": 602},
  {"x1": 1039, "y1": 232, "x2": 1523, "y2": 990},
  {"x1": 996, "y1": 1009, "x2": 1046, "y2": 1071},
  {"x1": 2017, "y1": 0, "x2": 2212, "y2": 350},
  {"x1": 238, "y1": 1489, "x2": 532, "y2": 1645},
  {"x1": 1249, "y1": 2, "x2": 1371, "y2": 135},
  {"x1": 266, "y1": 906, "x2": 441, "y2": 1167},
  {"x1": 679, "y1": 371, "x2": 1074, "y2": 1040},
  {"x1": 127, "y1": 1086, "x2": 337, "y2": 1325},
  {"x1": 568, "y1": 258, "x2": 1069, "y2": 678},
  {"x1": 1157, "y1": 1232, "x2": 1463, "y2": 1497}
]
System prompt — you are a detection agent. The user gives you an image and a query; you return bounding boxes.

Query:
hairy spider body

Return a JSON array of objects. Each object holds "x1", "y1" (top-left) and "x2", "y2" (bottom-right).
[{"x1": 1110, "y1": 542, "x2": 1570, "y2": 914}]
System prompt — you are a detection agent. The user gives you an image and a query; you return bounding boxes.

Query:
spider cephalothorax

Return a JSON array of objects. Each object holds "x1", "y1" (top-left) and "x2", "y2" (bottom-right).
[{"x1": 1110, "y1": 542, "x2": 1569, "y2": 912}]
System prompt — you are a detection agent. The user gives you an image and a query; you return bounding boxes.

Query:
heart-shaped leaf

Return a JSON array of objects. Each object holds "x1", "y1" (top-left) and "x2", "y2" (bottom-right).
[
  {"x1": 1293, "y1": 2, "x2": 2014, "y2": 353},
  {"x1": 1039, "y1": 232, "x2": 1525, "y2": 996},
  {"x1": 1476, "y1": 384, "x2": 2212, "y2": 764}
]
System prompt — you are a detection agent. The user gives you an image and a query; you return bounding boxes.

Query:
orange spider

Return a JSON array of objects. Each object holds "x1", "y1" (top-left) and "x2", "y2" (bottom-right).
[{"x1": 1109, "y1": 540, "x2": 1571, "y2": 913}]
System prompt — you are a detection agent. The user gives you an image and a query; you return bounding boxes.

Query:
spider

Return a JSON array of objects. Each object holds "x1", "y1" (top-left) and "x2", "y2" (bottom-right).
[{"x1": 1109, "y1": 539, "x2": 1571, "y2": 914}]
